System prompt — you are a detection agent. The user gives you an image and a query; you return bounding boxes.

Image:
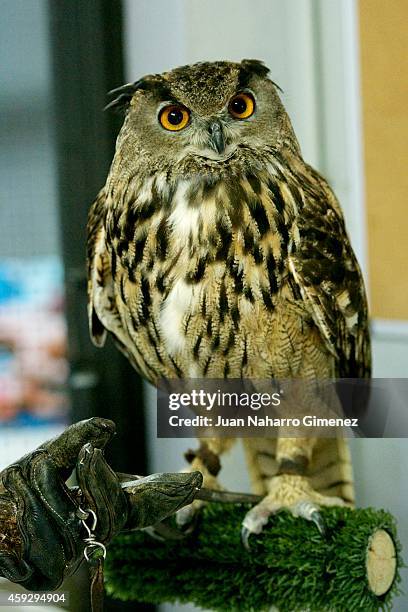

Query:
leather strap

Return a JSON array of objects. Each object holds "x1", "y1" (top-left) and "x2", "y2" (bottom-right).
[{"x1": 89, "y1": 556, "x2": 105, "y2": 612}]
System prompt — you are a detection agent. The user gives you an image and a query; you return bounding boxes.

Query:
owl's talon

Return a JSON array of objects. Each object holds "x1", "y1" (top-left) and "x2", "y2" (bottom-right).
[
  {"x1": 292, "y1": 500, "x2": 326, "y2": 535},
  {"x1": 175, "y1": 501, "x2": 201, "y2": 533},
  {"x1": 240, "y1": 501, "x2": 272, "y2": 549},
  {"x1": 175, "y1": 503, "x2": 194, "y2": 527},
  {"x1": 311, "y1": 510, "x2": 326, "y2": 536},
  {"x1": 241, "y1": 526, "x2": 253, "y2": 551},
  {"x1": 241, "y1": 475, "x2": 344, "y2": 542}
]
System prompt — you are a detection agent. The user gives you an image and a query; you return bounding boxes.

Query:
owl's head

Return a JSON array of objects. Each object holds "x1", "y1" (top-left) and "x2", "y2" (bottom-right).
[{"x1": 108, "y1": 60, "x2": 298, "y2": 180}]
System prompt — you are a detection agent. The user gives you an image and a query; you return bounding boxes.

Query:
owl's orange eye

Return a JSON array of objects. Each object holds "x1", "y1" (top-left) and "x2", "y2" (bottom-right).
[
  {"x1": 228, "y1": 92, "x2": 255, "y2": 119},
  {"x1": 159, "y1": 105, "x2": 190, "y2": 131}
]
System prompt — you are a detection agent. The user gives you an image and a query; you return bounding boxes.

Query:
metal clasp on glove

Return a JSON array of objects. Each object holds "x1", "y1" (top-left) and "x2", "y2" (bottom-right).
[
  {"x1": 80, "y1": 508, "x2": 106, "y2": 563},
  {"x1": 78, "y1": 507, "x2": 107, "y2": 612}
]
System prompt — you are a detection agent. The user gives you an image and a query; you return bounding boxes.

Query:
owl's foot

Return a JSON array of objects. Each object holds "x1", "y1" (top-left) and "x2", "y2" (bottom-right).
[
  {"x1": 176, "y1": 471, "x2": 222, "y2": 532},
  {"x1": 175, "y1": 498, "x2": 204, "y2": 533},
  {"x1": 241, "y1": 474, "x2": 346, "y2": 549}
]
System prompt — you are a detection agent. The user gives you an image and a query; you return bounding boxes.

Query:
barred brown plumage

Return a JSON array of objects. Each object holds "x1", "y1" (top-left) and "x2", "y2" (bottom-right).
[{"x1": 87, "y1": 59, "x2": 371, "y2": 539}]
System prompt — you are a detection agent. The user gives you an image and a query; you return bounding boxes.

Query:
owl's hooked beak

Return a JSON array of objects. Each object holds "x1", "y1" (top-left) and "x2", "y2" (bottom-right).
[{"x1": 208, "y1": 121, "x2": 226, "y2": 155}]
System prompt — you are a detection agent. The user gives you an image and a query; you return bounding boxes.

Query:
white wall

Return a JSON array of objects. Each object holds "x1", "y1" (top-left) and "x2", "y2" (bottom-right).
[{"x1": 124, "y1": 1, "x2": 407, "y2": 609}]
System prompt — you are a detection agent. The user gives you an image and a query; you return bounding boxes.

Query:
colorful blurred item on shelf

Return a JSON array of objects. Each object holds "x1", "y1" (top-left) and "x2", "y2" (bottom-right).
[{"x1": 0, "y1": 257, "x2": 69, "y2": 425}]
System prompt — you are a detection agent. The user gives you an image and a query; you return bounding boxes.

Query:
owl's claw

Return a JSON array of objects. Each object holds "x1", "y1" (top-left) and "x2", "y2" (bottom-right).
[
  {"x1": 175, "y1": 503, "x2": 194, "y2": 527},
  {"x1": 240, "y1": 500, "x2": 326, "y2": 549},
  {"x1": 292, "y1": 500, "x2": 326, "y2": 536},
  {"x1": 241, "y1": 526, "x2": 253, "y2": 551},
  {"x1": 311, "y1": 511, "x2": 326, "y2": 536},
  {"x1": 241, "y1": 499, "x2": 274, "y2": 549},
  {"x1": 175, "y1": 501, "x2": 201, "y2": 534},
  {"x1": 239, "y1": 475, "x2": 343, "y2": 547}
]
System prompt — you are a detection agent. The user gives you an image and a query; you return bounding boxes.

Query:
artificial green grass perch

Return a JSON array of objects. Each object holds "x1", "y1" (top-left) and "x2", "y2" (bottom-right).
[{"x1": 105, "y1": 502, "x2": 401, "y2": 611}]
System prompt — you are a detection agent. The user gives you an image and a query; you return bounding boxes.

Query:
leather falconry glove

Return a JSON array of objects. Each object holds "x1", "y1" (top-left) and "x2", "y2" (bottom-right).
[{"x1": 0, "y1": 417, "x2": 202, "y2": 592}]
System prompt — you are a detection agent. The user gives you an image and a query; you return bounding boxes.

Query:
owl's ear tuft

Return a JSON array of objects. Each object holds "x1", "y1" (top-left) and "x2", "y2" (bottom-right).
[
  {"x1": 239, "y1": 59, "x2": 283, "y2": 94},
  {"x1": 105, "y1": 76, "x2": 173, "y2": 113},
  {"x1": 241, "y1": 59, "x2": 270, "y2": 78},
  {"x1": 104, "y1": 79, "x2": 146, "y2": 113}
]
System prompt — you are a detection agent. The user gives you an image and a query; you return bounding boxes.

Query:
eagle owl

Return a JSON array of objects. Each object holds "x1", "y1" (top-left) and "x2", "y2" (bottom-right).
[{"x1": 87, "y1": 59, "x2": 371, "y2": 543}]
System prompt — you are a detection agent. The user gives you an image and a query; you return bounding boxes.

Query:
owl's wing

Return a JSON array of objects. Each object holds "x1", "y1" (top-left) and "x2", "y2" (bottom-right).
[
  {"x1": 87, "y1": 188, "x2": 126, "y2": 349},
  {"x1": 288, "y1": 176, "x2": 371, "y2": 378}
]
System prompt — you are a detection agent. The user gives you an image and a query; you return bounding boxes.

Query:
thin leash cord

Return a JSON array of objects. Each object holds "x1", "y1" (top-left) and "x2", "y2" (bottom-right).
[
  {"x1": 195, "y1": 488, "x2": 262, "y2": 504},
  {"x1": 116, "y1": 475, "x2": 263, "y2": 505}
]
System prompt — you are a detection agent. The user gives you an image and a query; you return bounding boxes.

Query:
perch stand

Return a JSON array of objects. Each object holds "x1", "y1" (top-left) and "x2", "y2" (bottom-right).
[{"x1": 104, "y1": 493, "x2": 401, "y2": 612}]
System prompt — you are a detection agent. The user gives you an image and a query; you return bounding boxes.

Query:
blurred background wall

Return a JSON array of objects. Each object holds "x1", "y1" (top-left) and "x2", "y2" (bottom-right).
[
  {"x1": 0, "y1": 0, "x2": 68, "y2": 461},
  {"x1": 359, "y1": 0, "x2": 408, "y2": 321},
  {"x1": 0, "y1": 0, "x2": 407, "y2": 610}
]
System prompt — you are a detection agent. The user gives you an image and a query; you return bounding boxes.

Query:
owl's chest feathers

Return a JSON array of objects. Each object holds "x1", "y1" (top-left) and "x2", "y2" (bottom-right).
[{"x1": 113, "y1": 171, "x2": 304, "y2": 377}]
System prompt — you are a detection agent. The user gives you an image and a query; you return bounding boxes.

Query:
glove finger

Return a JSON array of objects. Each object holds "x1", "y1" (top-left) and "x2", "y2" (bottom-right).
[
  {"x1": 126, "y1": 471, "x2": 203, "y2": 529},
  {"x1": 0, "y1": 553, "x2": 32, "y2": 584},
  {"x1": 76, "y1": 443, "x2": 128, "y2": 543},
  {"x1": 2, "y1": 465, "x2": 67, "y2": 591},
  {"x1": 5, "y1": 418, "x2": 116, "y2": 484},
  {"x1": 23, "y1": 451, "x2": 83, "y2": 556},
  {"x1": 40, "y1": 417, "x2": 116, "y2": 480}
]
